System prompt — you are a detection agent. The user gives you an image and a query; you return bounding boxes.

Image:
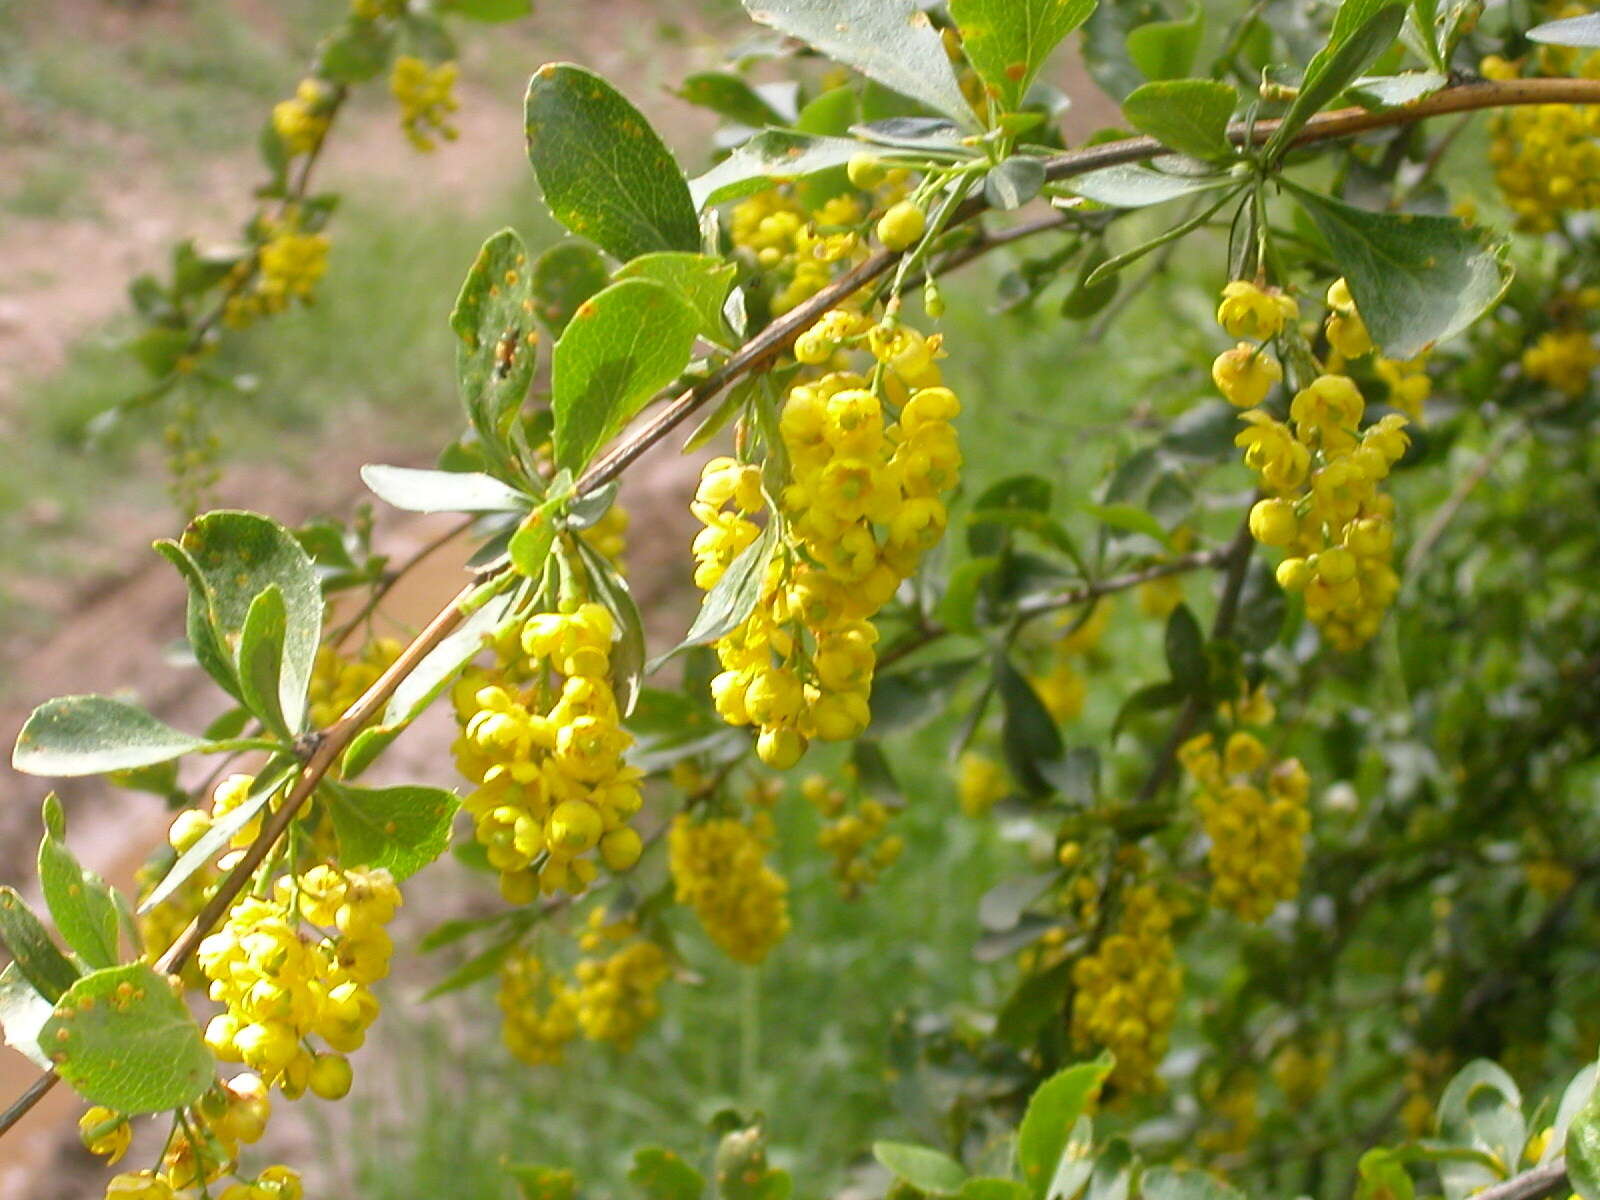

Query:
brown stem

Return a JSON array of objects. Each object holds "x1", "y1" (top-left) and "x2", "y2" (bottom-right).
[
  {"x1": 576, "y1": 78, "x2": 1600, "y2": 496},
  {"x1": 1474, "y1": 1160, "x2": 1568, "y2": 1200}
]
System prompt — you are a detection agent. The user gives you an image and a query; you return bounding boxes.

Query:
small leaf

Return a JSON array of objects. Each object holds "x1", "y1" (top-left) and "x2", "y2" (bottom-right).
[
  {"x1": 996, "y1": 653, "x2": 1064, "y2": 797},
  {"x1": 532, "y1": 240, "x2": 612, "y2": 336},
  {"x1": 1163, "y1": 604, "x2": 1206, "y2": 692},
  {"x1": 450, "y1": 228, "x2": 540, "y2": 474},
  {"x1": 629, "y1": 1147, "x2": 707, "y2": 1200},
  {"x1": 948, "y1": 0, "x2": 1097, "y2": 113},
  {"x1": 1069, "y1": 162, "x2": 1233, "y2": 208},
  {"x1": 318, "y1": 18, "x2": 394, "y2": 83},
  {"x1": 510, "y1": 497, "x2": 565, "y2": 580},
  {"x1": 0, "y1": 888, "x2": 79, "y2": 1003},
  {"x1": 1086, "y1": 1137, "x2": 1136, "y2": 1200},
  {"x1": 960, "y1": 1180, "x2": 1029, "y2": 1200},
  {"x1": 1126, "y1": 2, "x2": 1203, "y2": 81},
  {"x1": 1112, "y1": 679, "x2": 1186, "y2": 740},
  {"x1": 138, "y1": 760, "x2": 296, "y2": 913},
  {"x1": 1121, "y1": 79, "x2": 1237, "y2": 161},
  {"x1": 425, "y1": 939, "x2": 515, "y2": 999},
  {"x1": 38, "y1": 795, "x2": 120, "y2": 970},
  {"x1": 1267, "y1": 0, "x2": 1405, "y2": 156},
  {"x1": 1551, "y1": 1064, "x2": 1598, "y2": 1165},
  {"x1": 0, "y1": 964, "x2": 54, "y2": 1069},
  {"x1": 327, "y1": 783, "x2": 461, "y2": 881},
  {"x1": 978, "y1": 872, "x2": 1056, "y2": 933},
  {"x1": 1045, "y1": 1114, "x2": 1095, "y2": 1200},
  {"x1": 689, "y1": 131, "x2": 871, "y2": 209},
  {"x1": 13, "y1": 696, "x2": 207, "y2": 778},
  {"x1": 984, "y1": 157, "x2": 1047, "y2": 210},
  {"x1": 1083, "y1": 502, "x2": 1170, "y2": 547},
  {"x1": 658, "y1": 522, "x2": 778, "y2": 665},
  {"x1": 41, "y1": 962, "x2": 213, "y2": 1114},
  {"x1": 1529, "y1": 12, "x2": 1600, "y2": 46},
  {"x1": 361, "y1": 465, "x2": 531, "y2": 514},
  {"x1": 238, "y1": 585, "x2": 292, "y2": 739},
  {"x1": 157, "y1": 510, "x2": 323, "y2": 732},
  {"x1": 1017, "y1": 1056, "x2": 1114, "y2": 1198},
  {"x1": 614, "y1": 252, "x2": 739, "y2": 345},
  {"x1": 525, "y1": 63, "x2": 700, "y2": 261},
  {"x1": 1287, "y1": 183, "x2": 1512, "y2": 358},
  {"x1": 743, "y1": 0, "x2": 976, "y2": 128},
  {"x1": 552, "y1": 278, "x2": 701, "y2": 472},
  {"x1": 1568, "y1": 1078, "x2": 1600, "y2": 1200},
  {"x1": 443, "y1": 0, "x2": 531, "y2": 19},
  {"x1": 1345, "y1": 70, "x2": 1447, "y2": 108},
  {"x1": 383, "y1": 590, "x2": 517, "y2": 726},
  {"x1": 676, "y1": 71, "x2": 789, "y2": 127},
  {"x1": 872, "y1": 1142, "x2": 968, "y2": 1196}
]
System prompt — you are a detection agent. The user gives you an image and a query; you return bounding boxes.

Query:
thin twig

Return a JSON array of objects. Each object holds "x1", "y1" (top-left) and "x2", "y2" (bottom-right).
[{"x1": 1474, "y1": 1159, "x2": 1568, "y2": 1200}]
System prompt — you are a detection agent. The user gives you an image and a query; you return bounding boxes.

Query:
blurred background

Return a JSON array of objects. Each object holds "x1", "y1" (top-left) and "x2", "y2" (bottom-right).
[{"x1": 0, "y1": 1, "x2": 1510, "y2": 1196}]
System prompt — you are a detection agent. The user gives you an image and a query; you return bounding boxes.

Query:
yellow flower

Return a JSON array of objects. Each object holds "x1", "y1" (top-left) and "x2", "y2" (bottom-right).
[
  {"x1": 390, "y1": 55, "x2": 460, "y2": 152},
  {"x1": 957, "y1": 752, "x2": 1008, "y2": 817},
  {"x1": 1211, "y1": 343, "x2": 1283, "y2": 408},
  {"x1": 669, "y1": 811, "x2": 790, "y2": 964},
  {"x1": 1215, "y1": 280, "x2": 1297, "y2": 341}
]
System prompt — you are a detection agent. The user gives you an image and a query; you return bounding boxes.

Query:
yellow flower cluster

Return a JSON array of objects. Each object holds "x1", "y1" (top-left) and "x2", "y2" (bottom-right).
[
  {"x1": 802, "y1": 773, "x2": 903, "y2": 897},
  {"x1": 498, "y1": 910, "x2": 672, "y2": 1062},
  {"x1": 307, "y1": 636, "x2": 403, "y2": 728},
  {"x1": 390, "y1": 55, "x2": 460, "y2": 152},
  {"x1": 571, "y1": 909, "x2": 672, "y2": 1047},
  {"x1": 198, "y1": 865, "x2": 399, "y2": 1095},
  {"x1": 1216, "y1": 280, "x2": 1412, "y2": 651},
  {"x1": 668, "y1": 809, "x2": 791, "y2": 964},
  {"x1": 496, "y1": 949, "x2": 579, "y2": 1066},
  {"x1": 1032, "y1": 601, "x2": 1110, "y2": 723},
  {"x1": 452, "y1": 603, "x2": 644, "y2": 900},
  {"x1": 1522, "y1": 327, "x2": 1598, "y2": 396},
  {"x1": 1483, "y1": 47, "x2": 1600, "y2": 231},
  {"x1": 1271, "y1": 1039, "x2": 1333, "y2": 1106},
  {"x1": 1196, "y1": 1072, "x2": 1260, "y2": 1158},
  {"x1": 271, "y1": 78, "x2": 332, "y2": 156},
  {"x1": 1069, "y1": 880, "x2": 1182, "y2": 1093},
  {"x1": 731, "y1": 189, "x2": 876, "y2": 315},
  {"x1": 223, "y1": 221, "x2": 330, "y2": 329},
  {"x1": 692, "y1": 316, "x2": 960, "y2": 768},
  {"x1": 956, "y1": 751, "x2": 1009, "y2": 817},
  {"x1": 1179, "y1": 727, "x2": 1311, "y2": 922},
  {"x1": 96, "y1": 1075, "x2": 289, "y2": 1198}
]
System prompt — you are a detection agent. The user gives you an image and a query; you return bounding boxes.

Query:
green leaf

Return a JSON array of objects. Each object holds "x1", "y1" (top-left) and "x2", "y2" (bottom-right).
[
  {"x1": 689, "y1": 131, "x2": 870, "y2": 209},
  {"x1": 614, "y1": 252, "x2": 738, "y2": 346},
  {"x1": 1551, "y1": 1065, "x2": 1598, "y2": 1166},
  {"x1": 1138, "y1": 1168, "x2": 1243, "y2": 1200},
  {"x1": 657, "y1": 522, "x2": 778, "y2": 665},
  {"x1": 38, "y1": 795, "x2": 120, "y2": 970},
  {"x1": 1017, "y1": 1056, "x2": 1114, "y2": 1198},
  {"x1": 327, "y1": 783, "x2": 461, "y2": 881},
  {"x1": 1355, "y1": 1149, "x2": 1416, "y2": 1200},
  {"x1": 574, "y1": 538, "x2": 646, "y2": 718},
  {"x1": 444, "y1": 0, "x2": 531, "y2": 19},
  {"x1": 1126, "y1": 2, "x2": 1203, "y2": 81},
  {"x1": 1345, "y1": 70, "x2": 1447, "y2": 109},
  {"x1": 742, "y1": 0, "x2": 976, "y2": 128},
  {"x1": 1086, "y1": 1137, "x2": 1136, "y2": 1200},
  {"x1": 959, "y1": 1181, "x2": 1029, "y2": 1200},
  {"x1": 676, "y1": 71, "x2": 788, "y2": 126},
  {"x1": 533, "y1": 240, "x2": 612, "y2": 336},
  {"x1": 629, "y1": 1147, "x2": 707, "y2": 1200},
  {"x1": 1267, "y1": 0, "x2": 1405, "y2": 157},
  {"x1": 1121, "y1": 79, "x2": 1237, "y2": 161},
  {"x1": 872, "y1": 1142, "x2": 968, "y2": 1195},
  {"x1": 40, "y1": 962, "x2": 213, "y2": 1114},
  {"x1": 1083, "y1": 502, "x2": 1171, "y2": 547},
  {"x1": 318, "y1": 18, "x2": 395, "y2": 83},
  {"x1": 237, "y1": 585, "x2": 291, "y2": 739},
  {"x1": 1436, "y1": 1060, "x2": 1524, "y2": 1198},
  {"x1": 450, "y1": 228, "x2": 540, "y2": 474},
  {"x1": 361, "y1": 465, "x2": 531, "y2": 514},
  {"x1": 1045, "y1": 1115, "x2": 1095, "y2": 1200},
  {"x1": 425, "y1": 939, "x2": 515, "y2": 999},
  {"x1": 525, "y1": 63, "x2": 700, "y2": 261},
  {"x1": 510, "y1": 496, "x2": 565, "y2": 579},
  {"x1": 1112, "y1": 678, "x2": 1186, "y2": 740},
  {"x1": 996, "y1": 653, "x2": 1064, "y2": 797},
  {"x1": 0, "y1": 888, "x2": 79, "y2": 1003},
  {"x1": 1568, "y1": 1078, "x2": 1600, "y2": 1200},
  {"x1": 0, "y1": 963, "x2": 54, "y2": 1069},
  {"x1": 552, "y1": 278, "x2": 700, "y2": 471},
  {"x1": 13, "y1": 695, "x2": 207, "y2": 778},
  {"x1": 157, "y1": 510, "x2": 323, "y2": 732},
  {"x1": 978, "y1": 872, "x2": 1056, "y2": 932},
  {"x1": 948, "y1": 0, "x2": 1097, "y2": 114},
  {"x1": 1163, "y1": 604, "x2": 1206, "y2": 692},
  {"x1": 1287, "y1": 183, "x2": 1512, "y2": 358},
  {"x1": 138, "y1": 759, "x2": 296, "y2": 913},
  {"x1": 382, "y1": 589, "x2": 516, "y2": 727},
  {"x1": 984, "y1": 157, "x2": 1047, "y2": 210},
  {"x1": 967, "y1": 473, "x2": 1053, "y2": 556},
  {"x1": 1527, "y1": 12, "x2": 1600, "y2": 46}
]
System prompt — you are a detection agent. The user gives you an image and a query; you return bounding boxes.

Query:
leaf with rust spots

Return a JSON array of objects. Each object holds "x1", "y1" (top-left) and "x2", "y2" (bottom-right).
[
  {"x1": 327, "y1": 782, "x2": 461, "y2": 881},
  {"x1": 949, "y1": 0, "x2": 1096, "y2": 114}
]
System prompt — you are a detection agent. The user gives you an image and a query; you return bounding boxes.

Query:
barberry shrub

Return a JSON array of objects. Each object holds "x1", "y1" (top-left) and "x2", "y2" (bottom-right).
[{"x1": 8, "y1": 2, "x2": 1600, "y2": 1199}]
